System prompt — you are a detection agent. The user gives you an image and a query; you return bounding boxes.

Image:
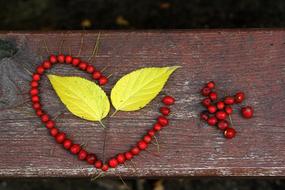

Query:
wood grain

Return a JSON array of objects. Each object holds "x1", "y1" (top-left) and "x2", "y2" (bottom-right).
[{"x1": 0, "y1": 30, "x2": 284, "y2": 177}]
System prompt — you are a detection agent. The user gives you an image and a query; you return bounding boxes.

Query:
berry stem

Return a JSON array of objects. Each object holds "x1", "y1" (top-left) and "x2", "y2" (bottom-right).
[
  {"x1": 88, "y1": 32, "x2": 101, "y2": 62},
  {"x1": 153, "y1": 135, "x2": 160, "y2": 153},
  {"x1": 98, "y1": 120, "x2": 106, "y2": 128},
  {"x1": 91, "y1": 172, "x2": 104, "y2": 181},
  {"x1": 102, "y1": 128, "x2": 108, "y2": 162}
]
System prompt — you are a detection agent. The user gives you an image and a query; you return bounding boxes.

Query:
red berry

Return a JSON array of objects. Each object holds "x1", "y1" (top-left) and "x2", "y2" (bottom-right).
[
  {"x1": 36, "y1": 66, "x2": 45, "y2": 74},
  {"x1": 207, "y1": 105, "x2": 217, "y2": 114},
  {"x1": 162, "y1": 96, "x2": 175, "y2": 105},
  {"x1": 108, "y1": 158, "x2": 118, "y2": 168},
  {"x1": 116, "y1": 153, "x2": 126, "y2": 164},
  {"x1": 209, "y1": 92, "x2": 217, "y2": 101},
  {"x1": 86, "y1": 65, "x2": 95, "y2": 73},
  {"x1": 153, "y1": 123, "x2": 162, "y2": 131},
  {"x1": 98, "y1": 76, "x2": 108, "y2": 85},
  {"x1": 46, "y1": 120, "x2": 55, "y2": 129},
  {"x1": 42, "y1": 61, "x2": 51, "y2": 69},
  {"x1": 131, "y1": 147, "x2": 140, "y2": 155},
  {"x1": 224, "y1": 96, "x2": 235, "y2": 105},
  {"x1": 92, "y1": 71, "x2": 101, "y2": 80},
  {"x1": 36, "y1": 109, "x2": 43, "y2": 116},
  {"x1": 202, "y1": 98, "x2": 211, "y2": 107},
  {"x1": 33, "y1": 103, "x2": 41, "y2": 110},
  {"x1": 224, "y1": 106, "x2": 233, "y2": 115},
  {"x1": 78, "y1": 149, "x2": 88, "y2": 160},
  {"x1": 224, "y1": 128, "x2": 236, "y2": 139},
  {"x1": 95, "y1": 160, "x2": 103, "y2": 169},
  {"x1": 160, "y1": 107, "x2": 170, "y2": 116},
  {"x1": 86, "y1": 154, "x2": 97, "y2": 164},
  {"x1": 30, "y1": 81, "x2": 38, "y2": 88},
  {"x1": 216, "y1": 111, "x2": 227, "y2": 120},
  {"x1": 101, "y1": 164, "x2": 109, "y2": 171},
  {"x1": 207, "y1": 81, "x2": 215, "y2": 89},
  {"x1": 217, "y1": 120, "x2": 229, "y2": 130},
  {"x1": 138, "y1": 140, "x2": 148, "y2": 150},
  {"x1": 201, "y1": 87, "x2": 211, "y2": 96},
  {"x1": 200, "y1": 111, "x2": 209, "y2": 121},
  {"x1": 216, "y1": 101, "x2": 225, "y2": 110},
  {"x1": 50, "y1": 128, "x2": 58, "y2": 137},
  {"x1": 143, "y1": 135, "x2": 152, "y2": 143},
  {"x1": 63, "y1": 139, "x2": 72, "y2": 150},
  {"x1": 65, "y1": 55, "x2": 73, "y2": 64},
  {"x1": 49, "y1": 55, "x2": 57, "y2": 63},
  {"x1": 235, "y1": 92, "x2": 245, "y2": 103},
  {"x1": 33, "y1": 73, "x2": 41, "y2": 81},
  {"x1": 30, "y1": 88, "x2": 39, "y2": 96},
  {"x1": 57, "y1": 54, "x2": 65, "y2": 63},
  {"x1": 72, "y1": 58, "x2": 80, "y2": 66},
  {"x1": 31, "y1": 95, "x2": 39, "y2": 103},
  {"x1": 41, "y1": 114, "x2": 49, "y2": 123},
  {"x1": 241, "y1": 106, "x2": 254, "y2": 118},
  {"x1": 157, "y1": 116, "x2": 168, "y2": 126},
  {"x1": 125, "y1": 152, "x2": 133, "y2": 160},
  {"x1": 55, "y1": 132, "x2": 66, "y2": 143},
  {"x1": 79, "y1": 62, "x2": 87, "y2": 70},
  {"x1": 148, "y1": 129, "x2": 155, "y2": 137},
  {"x1": 70, "y1": 144, "x2": 81, "y2": 154},
  {"x1": 207, "y1": 116, "x2": 218, "y2": 126}
]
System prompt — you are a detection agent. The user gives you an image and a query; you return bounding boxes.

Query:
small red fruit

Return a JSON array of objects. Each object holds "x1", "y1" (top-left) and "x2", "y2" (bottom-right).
[
  {"x1": 98, "y1": 76, "x2": 108, "y2": 85},
  {"x1": 137, "y1": 140, "x2": 148, "y2": 150},
  {"x1": 36, "y1": 66, "x2": 45, "y2": 74},
  {"x1": 215, "y1": 111, "x2": 227, "y2": 120},
  {"x1": 225, "y1": 106, "x2": 233, "y2": 115},
  {"x1": 207, "y1": 105, "x2": 217, "y2": 114},
  {"x1": 157, "y1": 116, "x2": 168, "y2": 126},
  {"x1": 217, "y1": 120, "x2": 229, "y2": 130},
  {"x1": 72, "y1": 58, "x2": 80, "y2": 66},
  {"x1": 153, "y1": 123, "x2": 162, "y2": 131},
  {"x1": 33, "y1": 103, "x2": 41, "y2": 110},
  {"x1": 224, "y1": 128, "x2": 236, "y2": 139},
  {"x1": 202, "y1": 98, "x2": 211, "y2": 107},
  {"x1": 30, "y1": 88, "x2": 39, "y2": 96},
  {"x1": 30, "y1": 81, "x2": 38, "y2": 88},
  {"x1": 92, "y1": 71, "x2": 101, "y2": 80},
  {"x1": 206, "y1": 81, "x2": 215, "y2": 89},
  {"x1": 224, "y1": 96, "x2": 235, "y2": 105},
  {"x1": 50, "y1": 128, "x2": 58, "y2": 137},
  {"x1": 86, "y1": 154, "x2": 97, "y2": 164},
  {"x1": 32, "y1": 73, "x2": 41, "y2": 81},
  {"x1": 42, "y1": 61, "x2": 51, "y2": 69},
  {"x1": 125, "y1": 152, "x2": 133, "y2": 160},
  {"x1": 55, "y1": 132, "x2": 66, "y2": 143},
  {"x1": 201, "y1": 87, "x2": 211, "y2": 96},
  {"x1": 31, "y1": 95, "x2": 39, "y2": 103},
  {"x1": 235, "y1": 92, "x2": 245, "y2": 103},
  {"x1": 116, "y1": 153, "x2": 126, "y2": 164},
  {"x1": 78, "y1": 62, "x2": 87, "y2": 70},
  {"x1": 162, "y1": 96, "x2": 175, "y2": 105},
  {"x1": 101, "y1": 164, "x2": 109, "y2": 171},
  {"x1": 131, "y1": 147, "x2": 140, "y2": 155},
  {"x1": 41, "y1": 114, "x2": 49, "y2": 122},
  {"x1": 200, "y1": 111, "x2": 209, "y2": 121},
  {"x1": 49, "y1": 55, "x2": 57, "y2": 63},
  {"x1": 78, "y1": 149, "x2": 88, "y2": 160},
  {"x1": 65, "y1": 55, "x2": 73, "y2": 64},
  {"x1": 95, "y1": 160, "x2": 103, "y2": 169},
  {"x1": 209, "y1": 92, "x2": 218, "y2": 101},
  {"x1": 70, "y1": 144, "x2": 81, "y2": 154},
  {"x1": 86, "y1": 65, "x2": 95, "y2": 73},
  {"x1": 148, "y1": 129, "x2": 155, "y2": 137},
  {"x1": 207, "y1": 116, "x2": 218, "y2": 126},
  {"x1": 46, "y1": 120, "x2": 55, "y2": 129},
  {"x1": 108, "y1": 158, "x2": 118, "y2": 168},
  {"x1": 57, "y1": 54, "x2": 65, "y2": 63},
  {"x1": 36, "y1": 109, "x2": 43, "y2": 116},
  {"x1": 216, "y1": 101, "x2": 225, "y2": 110},
  {"x1": 63, "y1": 139, "x2": 72, "y2": 150},
  {"x1": 241, "y1": 106, "x2": 254, "y2": 118},
  {"x1": 160, "y1": 107, "x2": 170, "y2": 116},
  {"x1": 143, "y1": 135, "x2": 152, "y2": 143}
]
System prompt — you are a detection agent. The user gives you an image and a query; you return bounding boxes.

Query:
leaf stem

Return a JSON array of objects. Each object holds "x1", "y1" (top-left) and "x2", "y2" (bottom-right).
[
  {"x1": 110, "y1": 109, "x2": 118, "y2": 117},
  {"x1": 99, "y1": 120, "x2": 106, "y2": 128}
]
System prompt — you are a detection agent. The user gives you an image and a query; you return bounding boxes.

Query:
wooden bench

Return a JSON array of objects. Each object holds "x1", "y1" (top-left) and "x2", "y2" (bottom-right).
[{"x1": 0, "y1": 30, "x2": 284, "y2": 178}]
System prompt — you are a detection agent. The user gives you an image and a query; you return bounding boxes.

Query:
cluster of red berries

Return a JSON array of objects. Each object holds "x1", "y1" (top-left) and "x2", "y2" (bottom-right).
[
  {"x1": 200, "y1": 81, "x2": 254, "y2": 139},
  {"x1": 30, "y1": 54, "x2": 175, "y2": 172}
]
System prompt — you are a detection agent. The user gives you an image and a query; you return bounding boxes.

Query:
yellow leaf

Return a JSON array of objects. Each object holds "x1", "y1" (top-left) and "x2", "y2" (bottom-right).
[
  {"x1": 110, "y1": 66, "x2": 180, "y2": 111},
  {"x1": 48, "y1": 75, "x2": 110, "y2": 122}
]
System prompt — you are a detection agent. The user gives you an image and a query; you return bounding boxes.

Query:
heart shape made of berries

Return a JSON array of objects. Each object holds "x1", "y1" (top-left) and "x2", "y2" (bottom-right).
[{"x1": 30, "y1": 54, "x2": 175, "y2": 172}]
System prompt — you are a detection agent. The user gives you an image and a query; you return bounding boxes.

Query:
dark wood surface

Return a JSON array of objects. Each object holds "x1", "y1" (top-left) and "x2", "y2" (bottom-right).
[{"x1": 0, "y1": 30, "x2": 284, "y2": 177}]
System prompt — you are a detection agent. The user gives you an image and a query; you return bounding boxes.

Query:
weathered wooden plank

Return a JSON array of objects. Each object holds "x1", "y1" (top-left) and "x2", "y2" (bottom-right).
[{"x1": 0, "y1": 30, "x2": 284, "y2": 177}]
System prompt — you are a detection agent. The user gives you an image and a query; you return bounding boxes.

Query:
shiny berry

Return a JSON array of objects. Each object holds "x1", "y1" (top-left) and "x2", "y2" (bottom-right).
[
  {"x1": 216, "y1": 111, "x2": 227, "y2": 120},
  {"x1": 207, "y1": 81, "x2": 215, "y2": 89},
  {"x1": 153, "y1": 123, "x2": 162, "y2": 131},
  {"x1": 79, "y1": 62, "x2": 87, "y2": 70},
  {"x1": 157, "y1": 116, "x2": 168, "y2": 126},
  {"x1": 41, "y1": 114, "x2": 49, "y2": 122},
  {"x1": 30, "y1": 88, "x2": 39, "y2": 96},
  {"x1": 162, "y1": 96, "x2": 175, "y2": 105},
  {"x1": 148, "y1": 129, "x2": 155, "y2": 137},
  {"x1": 125, "y1": 152, "x2": 133, "y2": 160},
  {"x1": 200, "y1": 111, "x2": 209, "y2": 121},
  {"x1": 207, "y1": 105, "x2": 217, "y2": 114},
  {"x1": 108, "y1": 158, "x2": 118, "y2": 168},
  {"x1": 98, "y1": 76, "x2": 108, "y2": 85},
  {"x1": 217, "y1": 120, "x2": 229, "y2": 130},
  {"x1": 78, "y1": 150, "x2": 88, "y2": 160},
  {"x1": 57, "y1": 54, "x2": 65, "y2": 63},
  {"x1": 202, "y1": 98, "x2": 211, "y2": 107},
  {"x1": 101, "y1": 164, "x2": 109, "y2": 171},
  {"x1": 86, "y1": 65, "x2": 95, "y2": 73},
  {"x1": 117, "y1": 153, "x2": 126, "y2": 164},
  {"x1": 241, "y1": 106, "x2": 254, "y2": 118},
  {"x1": 131, "y1": 147, "x2": 140, "y2": 155},
  {"x1": 33, "y1": 103, "x2": 41, "y2": 110},
  {"x1": 224, "y1": 96, "x2": 235, "y2": 105},
  {"x1": 160, "y1": 107, "x2": 170, "y2": 116},
  {"x1": 43, "y1": 61, "x2": 51, "y2": 69},
  {"x1": 33, "y1": 73, "x2": 41, "y2": 81},
  {"x1": 30, "y1": 81, "x2": 38, "y2": 88},
  {"x1": 235, "y1": 92, "x2": 245, "y2": 103},
  {"x1": 72, "y1": 58, "x2": 80, "y2": 66},
  {"x1": 224, "y1": 128, "x2": 236, "y2": 139},
  {"x1": 216, "y1": 101, "x2": 225, "y2": 110},
  {"x1": 65, "y1": 55, "x2": 73, "y2": 64},
  {"x1": 50, "y1": 128, "x2": 58, "y2": 137},
  {"x1": 36, "y1": 109, "x2": 44, "y2": 116},
  {"x1": 46, "y1": 120, "x2": 55, "y2": 129},
  {"x1": 207, "y1": 116, "x2": 218, "y2": 126},
  {"x1": 70, "y1": 144, "x2": 81, "y2": 154},
  {"x1": 138, "y1": 140, "x2": 148, "y2": 150},
  {"x1": 36, "y1": 66, "x2": 45, "y2": 74},
  {"x1": 143, "y1": 135, "x2": 152, "y2": 143},
  {"x1": 49, "y1": 55, "x2": 57, "y2": 63},
  {"x1": 209, "y1": 92, "x2": 217, "y2": 101},
  {"x1": 86, "y1": 154, "x2": 97, "y2": 164},
  {"x1": 95, "y1": 160, "x2": 103, "y2": 169},
  {"x1": 92, "y1": 71, "x2": 101, "y2": 79},
  {"x1": 63, "y1": 139, "x2": 72, "y2": 149},
  {"x1": 31, "y1": 95, "x2": 39, "y2": 103},
  {"x1": 55, "y1": 132, "x2": 66, "y2": 143},
  {"x1": 225, "y1": 106, "x2": 233, "y2": 115},
  {"x1": 201, "y1": 87, "x2": 211, "y2": 96}
]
